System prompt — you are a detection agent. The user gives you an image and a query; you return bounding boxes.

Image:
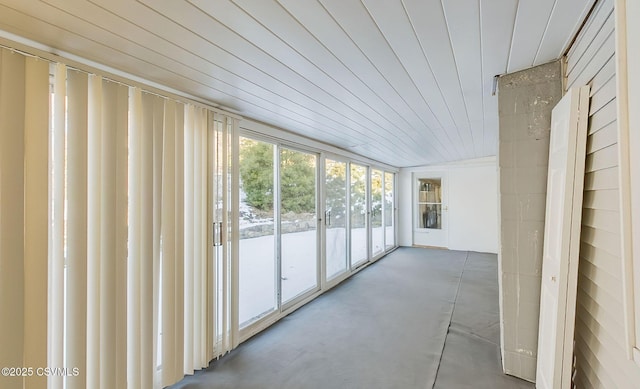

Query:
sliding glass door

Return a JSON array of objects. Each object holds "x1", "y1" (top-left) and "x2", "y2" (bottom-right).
[
  {"x1": 235, "y1": 135, "x2": 396, "y2": 336},
  {"x1": 210, "y1": 114, "x2": 234, "y2": 353},
  {"x1": 280, "y1": 147, "x2": 318, "y2": 304},
  {"x1": 325, "y1": 159, "x2": 348, "y2": 281},
  {"x1": 238, "y1": 137, "x2": 277, "y2": 327},
  {"x1": 238, "y1": 138, "x2": 320, "y2": 329}
]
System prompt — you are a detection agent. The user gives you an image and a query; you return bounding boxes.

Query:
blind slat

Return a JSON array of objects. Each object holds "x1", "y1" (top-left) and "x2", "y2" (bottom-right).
[
  {"x1": 151, "y1": 95, "x2": 164, "y2": 388},
  {"x1": 128, "y1": 87, "x2": 143, "y2": 389},
  {"x1": 23, "y1": 55, "x2": 50, "y2": 389},
  {"x1": 0, "y1": 51, "x2": 26, "y2": 389},
  {"x1": 174, "y1": 103, "x2": 185, "y2": 379},
  {"x1": 114, "y1": 82, "x2": 129, "y2": 389},
  {"x1": 86, "y1": 74, "x2": 102, "y2": 389},
  {"x1": 183, "y1": 105, "x2": 195, "y2": 375},
  {"x1": 65, "y1": 69, "x2": 89, "y2": 389},
  {"x1": 140, "y1": 92, "x2": 155, "y2": 389},
  {"x1": 161, "y1": 100, "x2": 177, "y2": 386},
  {"x1": 49, "y1": 62, "x2": 67, "y2": 389}
]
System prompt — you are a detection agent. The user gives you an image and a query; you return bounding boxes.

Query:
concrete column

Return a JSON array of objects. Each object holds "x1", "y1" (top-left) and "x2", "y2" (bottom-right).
[{"x1": 497, "y1": 60, "x2": 563, "y2": 382}]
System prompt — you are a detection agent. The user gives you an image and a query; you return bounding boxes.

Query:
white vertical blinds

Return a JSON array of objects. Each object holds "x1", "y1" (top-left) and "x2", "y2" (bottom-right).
[
  {"x1": 150, "y1": 93, "x2": 163, "y2": 389},
  {"x1": 49, "y1": 62, "x2": 67, "y2": 389},
  {"x1": 0, "y1": 48, "x2": 50, "y2": 389},
  {"x1": 183, "y1": 105, "x2": 211, "y2": 375},
  {"x1": 64, "y1": 68, "x2": 89, "y2": 389},
  {"x1": 0, "y1": 53, "x2": 27, "y2": 389},
  {"x1": 159, "y1": 98, "x2": 188, "y2": 387},
  {"x1": 127, "y1": 89, "x2": 167, "y2": 389},
  {"x1": 89, "y1": 76, "x2": 129, "y2": 389},
  {"x1": 86, "y1": 74, "x2": 102, "y2": 389},
  {"x1": 183, "y1": 105, "x2": 195, "y2": 376},
  {"x1": 23, "y1": 54, "x2": 50, "y2": 389},
  {"x1": 0, "y1": 48, "x2": 239, "y2": 389},
  {"x1": 127, "y1": 87, "x2": 145, "y2": 389}
]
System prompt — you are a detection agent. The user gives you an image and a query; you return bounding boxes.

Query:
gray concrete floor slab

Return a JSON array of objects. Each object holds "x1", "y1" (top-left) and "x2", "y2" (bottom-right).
[
  {"x1": 170, "y1": 247, "x2": 534, "y2": 389},
  {"x1": 433, "y1": 251, "x2": 534, "y2": 389}
]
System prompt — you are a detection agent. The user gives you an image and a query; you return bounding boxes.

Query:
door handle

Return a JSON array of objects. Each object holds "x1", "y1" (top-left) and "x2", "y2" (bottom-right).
[
  {"x1": 325, "y1": 211, "x2": 331, "y2": 226},
  {"x1": 213, "y1": 221, "x2": 223, "y2": 246}
]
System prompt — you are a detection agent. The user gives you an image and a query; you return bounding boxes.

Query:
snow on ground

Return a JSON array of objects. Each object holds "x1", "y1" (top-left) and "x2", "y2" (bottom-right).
[
  {"x1": 237, "y1": 197, "x2": 395, "y2": 326},
  {"x1": 238, "y1": 226, "x2": 394, "y2": 326}
]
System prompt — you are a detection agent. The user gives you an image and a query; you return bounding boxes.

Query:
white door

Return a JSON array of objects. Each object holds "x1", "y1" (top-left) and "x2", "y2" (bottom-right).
[
  {"x1": 536, "y1": 86, "x2": 590, "y2": 389},
  {"x1": 412, "y1": 173, "x2": 448, "y2": 248}
]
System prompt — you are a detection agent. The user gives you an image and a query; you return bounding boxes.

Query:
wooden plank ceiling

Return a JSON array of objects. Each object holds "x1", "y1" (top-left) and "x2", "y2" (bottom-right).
[{"x1": 0, "y1": 0, "x2": 594, "y2": 167}]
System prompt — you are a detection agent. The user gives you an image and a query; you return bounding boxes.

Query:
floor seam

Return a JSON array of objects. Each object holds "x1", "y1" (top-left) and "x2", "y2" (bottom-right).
[
  {"x1": 431, "y1": 251, "x2": 470, "y2": 389},
  {"x1": 447, "y1": 324, "x2": 501, "y2": 347}
]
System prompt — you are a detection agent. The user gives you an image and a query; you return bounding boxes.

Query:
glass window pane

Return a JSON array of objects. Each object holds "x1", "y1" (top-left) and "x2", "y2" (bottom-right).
[
  {"x1": 325, "y1": 159, "x2": 348, "y2": 280},
  {"x1": 371, "y1": 169, "x2": 384, "y2": 256},
  {"x1": 417, "y1": 178, "x2": 442, "y2": 230},
  {"x1": 419, "y1": 204, "x2": 442, "y2": 229},
  {"x1": 384, "y1": 172, "x2": 395, "y2": 249},
  {"x1": 238, "y1": 137, "x2": 277, "y2": 327},
  {"x1": 280, "y1": 148, "x2": 318, "y2": 304},
  {"x1": 350, "y1": 164, "x2": 368, "y2": 267}
]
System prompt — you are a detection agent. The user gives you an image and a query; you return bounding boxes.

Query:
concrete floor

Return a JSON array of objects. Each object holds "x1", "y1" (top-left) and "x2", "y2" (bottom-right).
[
  {"x1": 433, "y1": 251, "x2": 534, "y2": 389},
  {"x1": 170, "y1": 247, "x2": 534, "y2": 389}
]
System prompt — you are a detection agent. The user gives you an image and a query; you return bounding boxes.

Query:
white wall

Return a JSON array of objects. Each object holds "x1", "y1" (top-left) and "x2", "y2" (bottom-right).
[{"x1": 399, "y1": 157, "x2": 498, "y2": 253}]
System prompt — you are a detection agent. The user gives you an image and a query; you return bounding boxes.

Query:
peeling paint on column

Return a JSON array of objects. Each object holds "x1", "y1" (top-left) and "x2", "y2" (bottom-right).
[{"x1": 527, "y1": 111, "x2": 551, "y2": 139}]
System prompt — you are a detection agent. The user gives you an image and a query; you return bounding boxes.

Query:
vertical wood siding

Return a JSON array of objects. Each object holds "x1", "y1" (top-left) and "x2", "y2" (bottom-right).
[{"x1": 567, "y1": 0, "x2": 640, "y2": 386}]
